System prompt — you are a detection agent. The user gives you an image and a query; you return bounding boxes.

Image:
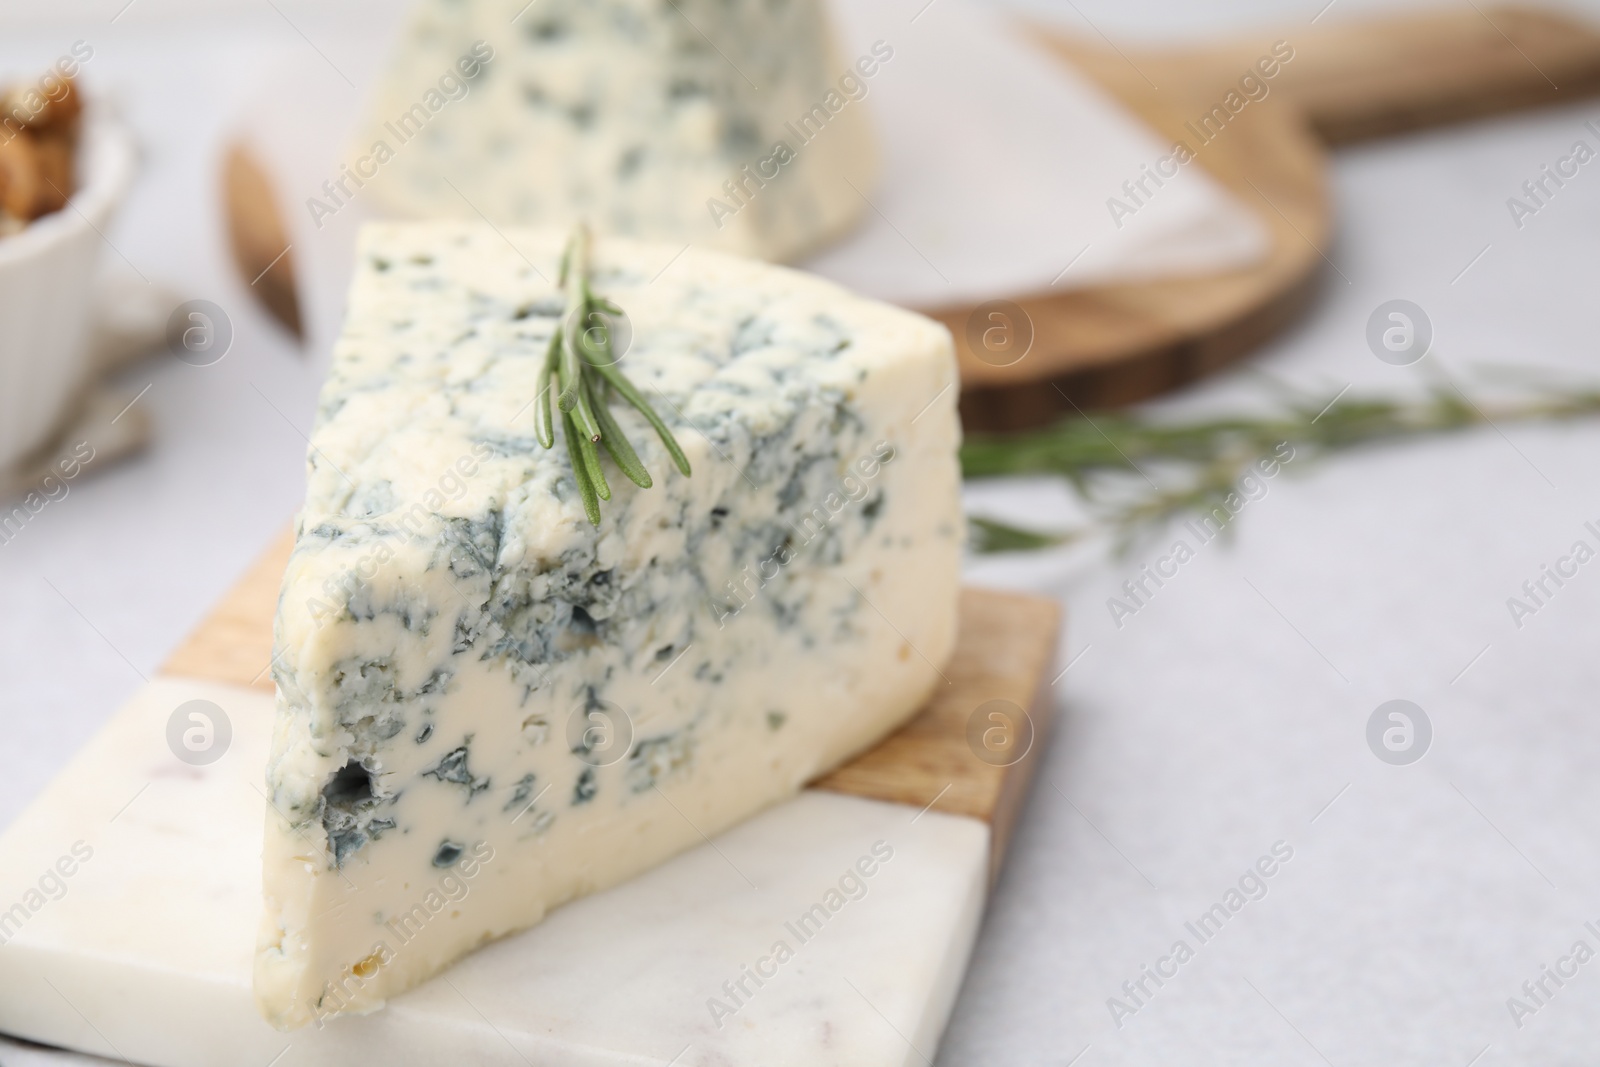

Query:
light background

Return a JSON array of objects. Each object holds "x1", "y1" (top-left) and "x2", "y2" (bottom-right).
[{"x1": 3, "y1": 1, "x2": 1600, "y2": 1064}]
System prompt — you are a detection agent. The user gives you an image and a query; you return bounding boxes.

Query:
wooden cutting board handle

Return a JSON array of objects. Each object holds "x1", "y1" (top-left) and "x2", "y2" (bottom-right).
[
  {"x1": 1280, "y1": 7, "x2": 1600, "y2": 142},
  {"x1": 1067, "y1": 6, "x2": 1600, "y2": 144}
]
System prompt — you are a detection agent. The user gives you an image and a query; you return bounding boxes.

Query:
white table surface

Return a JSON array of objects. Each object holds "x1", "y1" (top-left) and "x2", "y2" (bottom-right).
[{"x1": 5, "y1": 1, "x2": 1600, "y2": 1065}]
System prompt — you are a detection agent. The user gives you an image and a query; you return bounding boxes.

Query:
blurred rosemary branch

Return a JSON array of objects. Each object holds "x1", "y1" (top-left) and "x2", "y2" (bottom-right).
[{"x1": 963, "y1": 379, "x2": 1600, "y2": 554}]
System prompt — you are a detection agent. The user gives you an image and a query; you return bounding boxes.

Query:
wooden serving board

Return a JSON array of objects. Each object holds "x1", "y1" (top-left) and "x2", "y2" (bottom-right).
[
  {"x1": 223, "y1": 5, "x2": 1600, "y2": 431},
  {"x1": 162, "y1": 528, "x2": 1063, "y2": 877},
  {"x1": 957, "y1": 5, "x2": 1600, "y2": 426}
]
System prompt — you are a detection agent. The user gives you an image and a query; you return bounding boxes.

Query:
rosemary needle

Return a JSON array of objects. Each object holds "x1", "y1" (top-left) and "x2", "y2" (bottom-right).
[
  {"x1": 574, "y1": 412, "x2": 610, "y2": 502},
  {"x1": 562, "y1": 408, "x2": 601, "y2": 526},
  {"x1": 533, "y1": 331, "x2": 559, "y2": 450},
  {"x1": 582, "y1": 355, "x2": 692, "y2": 478},
  {"x1": 587, "y1": 378, "x2": 653, "y2": 489}
]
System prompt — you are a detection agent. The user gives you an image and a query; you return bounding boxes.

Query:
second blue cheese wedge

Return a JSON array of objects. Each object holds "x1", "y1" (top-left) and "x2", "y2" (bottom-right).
[
  {"x1": 255, "y1": 223, "x2": 962, "y2": 1029},
  {"x1": 355, "y1": 0, "x2": 879, "y2": 261}
]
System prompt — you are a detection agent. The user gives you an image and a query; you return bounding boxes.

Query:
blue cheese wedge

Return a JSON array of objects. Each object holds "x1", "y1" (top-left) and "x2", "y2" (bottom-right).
[
  {"x1": 255, "y1": 222, "x2": 961, "y2": 1029},
  {"x1": 354, "y1": 0, "x2": 878, "y2": 262}
]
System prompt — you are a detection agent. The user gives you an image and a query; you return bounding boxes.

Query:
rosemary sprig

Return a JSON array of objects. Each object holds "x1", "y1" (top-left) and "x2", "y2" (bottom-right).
[
  {"x1": 964, "y1": 378, "x2": 1600, "y2": 554},
  {"x1": 536, "y1": 224, "x2": 691, "y2": 525}
]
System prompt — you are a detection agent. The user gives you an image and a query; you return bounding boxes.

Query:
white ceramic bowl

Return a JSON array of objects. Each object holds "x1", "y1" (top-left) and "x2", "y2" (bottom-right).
[{"x1": 0, "y1": 110, "x2": 136, "y2": 472}]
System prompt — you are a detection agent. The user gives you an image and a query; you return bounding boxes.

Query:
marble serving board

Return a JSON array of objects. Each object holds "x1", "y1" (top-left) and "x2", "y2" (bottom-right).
[{"x1": 0, "y1": 530, "x2": 1061, "y2": 1067}]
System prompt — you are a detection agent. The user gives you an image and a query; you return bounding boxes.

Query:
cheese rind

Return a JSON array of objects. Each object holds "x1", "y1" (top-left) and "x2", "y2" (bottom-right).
[
  {"x1": 356, "y1": 0, "x2": 878, "y2": 262},
  {"x1": 256, "y1": 222, "x2": 961, "y2": 1028}
]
